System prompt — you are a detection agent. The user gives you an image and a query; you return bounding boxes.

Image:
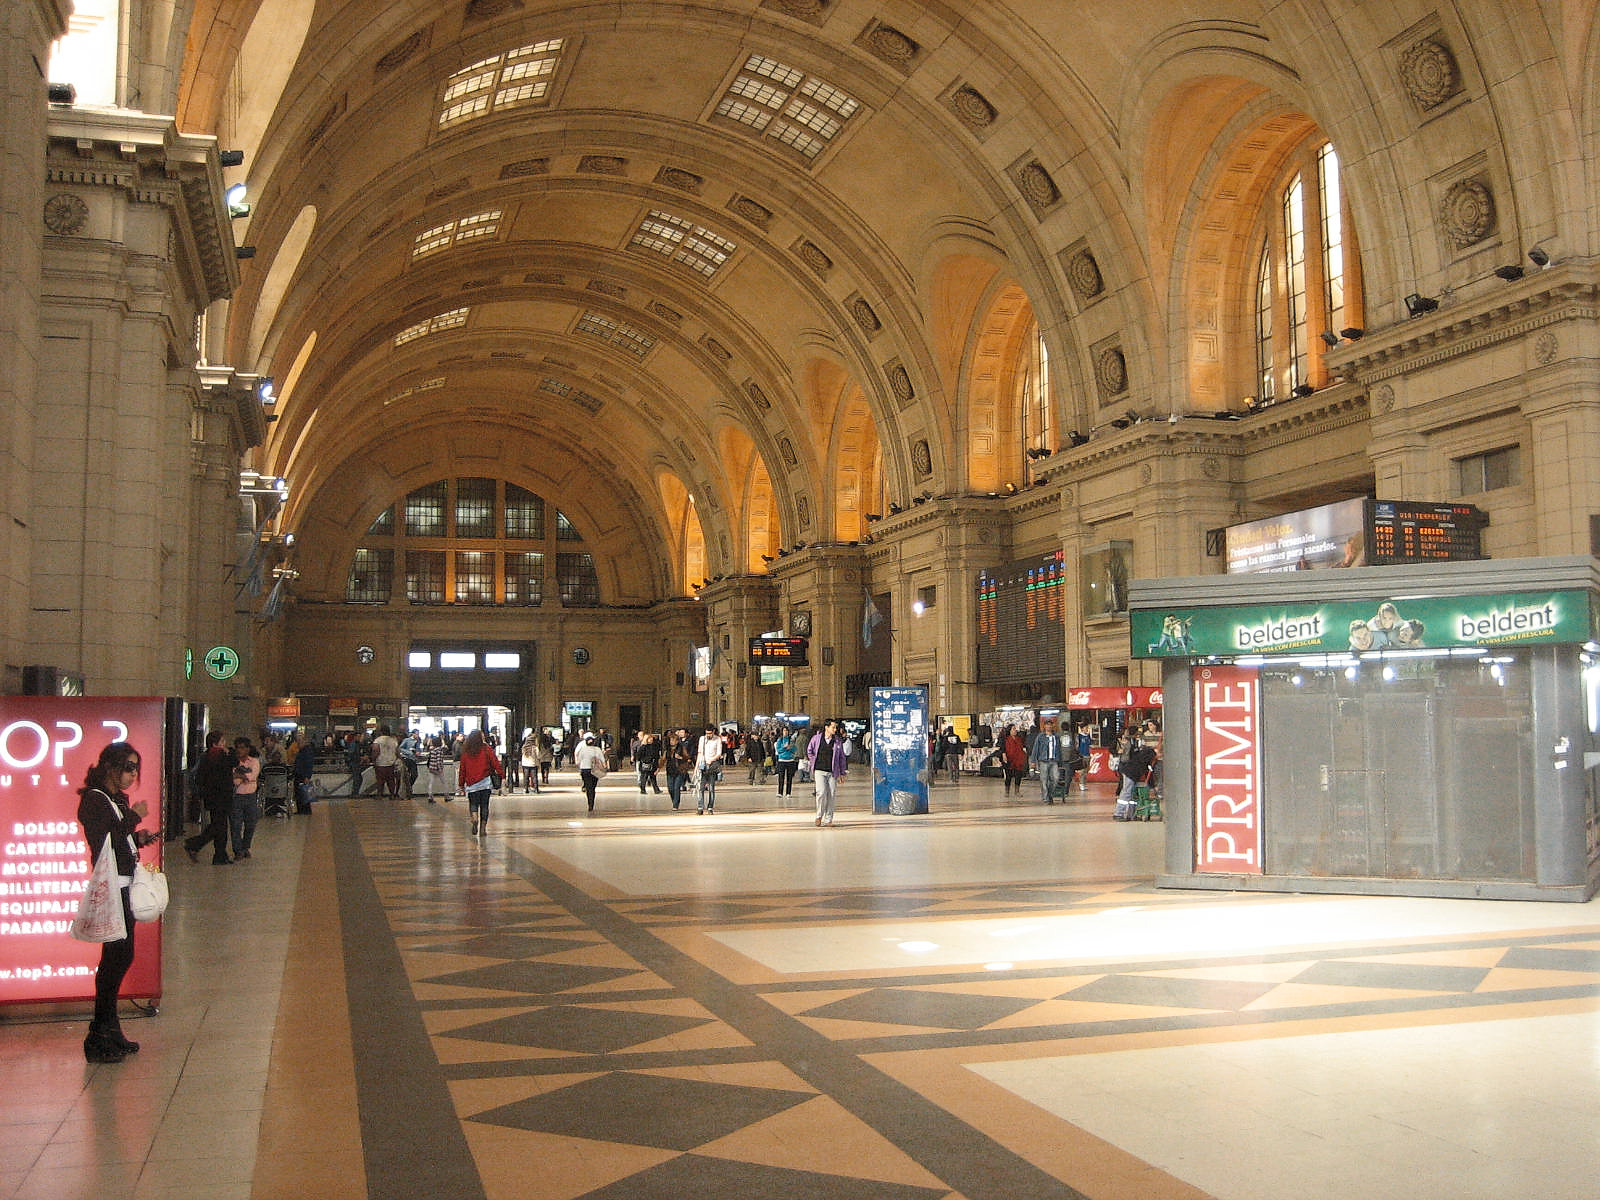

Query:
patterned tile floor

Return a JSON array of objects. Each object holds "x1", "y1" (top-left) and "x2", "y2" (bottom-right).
[{"x1": 3, "y1": 771, "x2": 1598, "y2": 1199}]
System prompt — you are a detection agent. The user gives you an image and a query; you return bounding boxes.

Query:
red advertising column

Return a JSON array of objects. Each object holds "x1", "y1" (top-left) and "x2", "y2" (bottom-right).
[
  {"x1": 0, "y1": 697, "x2": 166, "y2": 1005},
  {"x1": 1191, "y1": 666, "x2": 1263, "y2": 874}
]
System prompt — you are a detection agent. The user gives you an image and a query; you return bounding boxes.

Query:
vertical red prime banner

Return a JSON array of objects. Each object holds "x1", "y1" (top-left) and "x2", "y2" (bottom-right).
[
  {"x1": 0, "y1": 697, "x2": 166, "y2": 1005},
  {"x1": 1192, "y1": 665, "x2": 1263, "y2": 874}
]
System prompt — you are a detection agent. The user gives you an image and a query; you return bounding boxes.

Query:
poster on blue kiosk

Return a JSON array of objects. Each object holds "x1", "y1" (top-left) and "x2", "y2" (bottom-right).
[{"x1": 871, "y1": 686, "x2": 929, "y2": 815}]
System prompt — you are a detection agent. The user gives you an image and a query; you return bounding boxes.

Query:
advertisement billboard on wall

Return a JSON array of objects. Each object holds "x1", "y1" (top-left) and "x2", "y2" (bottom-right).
[
  {"x1": 1132, "y1": 589, "x2": 1597, "y2": 658},
  {"x1": 0, "y1": 696, "x2": 166, "y2": 1005}
]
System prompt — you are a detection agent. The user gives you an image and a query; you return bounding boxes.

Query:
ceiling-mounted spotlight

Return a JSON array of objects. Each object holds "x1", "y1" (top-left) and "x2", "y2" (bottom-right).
[
  {"x1": 887, "y1": 502, "x2": 903, "y2": 514},
  {"x1": 1109, "y1": 416, "x2": 1131, "y2": 429},
  {"x1": 219, "y1": 150, "x2": 245, "y2": 168},
  {"x1": 761, "y1": 554, "x2": 774, "y2": 563},
  {"x1": 1340, "y1": 327, "x2": 1364, "y2": 340},
  {"x1": 1319, "y1": 330, "x2": 1340, "y2": 347},
  {"x1": 865, "y1": 512, "x2": 881, "y2": 522},
  {"x1": 1404, "y1": 293, "x2": 1439, "y2": 317},
  {"x1": 47, "y1": 82, "x2": 77, "y2": 105},
  {"x1": 1068, "y1": 430, "x2": 1089, "y2": 446},
  {"x1": 1494, "y1": 265, "x2": 1525, "y2": 282},
  {"x1": 1292, "y1": 383, "x2": 1315, "y2": 397},
  {"x1": 911, "y1": 494, "x2": 928, "y2": 505},
  {"x1": 1528, "y1": 246, "x2": 1551, "y2": 268}
]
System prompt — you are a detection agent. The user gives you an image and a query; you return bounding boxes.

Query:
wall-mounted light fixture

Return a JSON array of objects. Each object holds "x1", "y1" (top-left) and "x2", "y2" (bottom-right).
[
  {"x1": 1404, "y1": 293, "x2": 1439, "y2": 317},
  {"x1": 1068, "y1": 430, "x2": 1089, "y2": 446},
  {"x1": 1493, "y1": 265, "x2": 1525, "y2": 281},
  {"x1": 1319, "y1": 330, "x2": 1340, "y2": 347},
  {"x1": 1340, "y1": 327, "x2": 1364, "y2": 340},
  {"x1": 219, "y1": 150, "x2": 245, "y2": 168},
  {"x1": 1528, "y1": 246, "x2": 1551, "y2": 268},
  {"x1": 47, "y1": 82, "x2": 76, "y2": 105},
  {"x1": 1292, "y1": 383, "x2": 1315, "y2": 397}
]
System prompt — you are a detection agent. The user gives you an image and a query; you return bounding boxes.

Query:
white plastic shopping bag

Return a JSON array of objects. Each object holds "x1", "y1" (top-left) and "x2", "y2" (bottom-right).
[{"x1": 70, "y1": 834, "x2": 126, "y2": 943}]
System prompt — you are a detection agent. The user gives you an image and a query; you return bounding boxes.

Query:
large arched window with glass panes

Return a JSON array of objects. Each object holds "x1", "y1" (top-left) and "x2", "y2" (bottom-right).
[
  {"x1": 344, "y1": 478, "x2": 601, "y2": 607},
  {"x1": 1253, "y1": 141, "x2": 1363, "y2": 405},
  {"x1": 1018, "y1": 322, "x2": 1053, "y2": 457}
]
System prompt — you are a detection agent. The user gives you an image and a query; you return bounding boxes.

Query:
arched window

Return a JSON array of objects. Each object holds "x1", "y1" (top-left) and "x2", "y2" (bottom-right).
[
  {"x1": 1018, "y1": 323, "x2": 1053, "y2": 454},
  {"x1": 344, "y1": 478, "x2": 598, "y2": 606},
  {"x1": 1254, "y1": 142, "x2": 1362, "y2": 404}
]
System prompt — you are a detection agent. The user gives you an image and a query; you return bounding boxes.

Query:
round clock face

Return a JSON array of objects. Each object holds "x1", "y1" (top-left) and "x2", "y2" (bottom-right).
[
  {"x1": 43, "y1": 193, "x2": 89, "y2": 236},
  {"x1": 791, "y1": 609, "x2": 812, "y2": 636},
  {"x1": 572, "y1": 647, "x2": 591, "y2": 666},
  {"x1": 356, "y1": 644, "x2": 375, "y2": 664}
]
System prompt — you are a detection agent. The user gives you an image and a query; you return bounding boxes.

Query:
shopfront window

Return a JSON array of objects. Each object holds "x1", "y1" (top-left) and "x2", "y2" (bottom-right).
[{"x1": 1259, "y1": 651, "x2": 1534, "y2": 881}]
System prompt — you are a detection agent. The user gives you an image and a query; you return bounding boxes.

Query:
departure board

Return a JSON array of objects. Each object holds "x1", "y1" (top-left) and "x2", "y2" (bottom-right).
[
  {"x1": 976, "y1": 549, "x2": 1067, "y2": 684},
  {"x1": 749, "y1": 636, "x2": 808, "y2": 664},
  {"x1": 1368, "y1": 501, "x2": 1487, "y2": 565}
]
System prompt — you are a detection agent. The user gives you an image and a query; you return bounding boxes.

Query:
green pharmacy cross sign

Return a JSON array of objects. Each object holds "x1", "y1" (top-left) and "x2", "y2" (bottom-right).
[
  {"x1": 1131, "y1": 589, "x2": 1597, "y2": 658},
  {"x1": 203, "y1": 645, "x2": 241, "y2": 680}
]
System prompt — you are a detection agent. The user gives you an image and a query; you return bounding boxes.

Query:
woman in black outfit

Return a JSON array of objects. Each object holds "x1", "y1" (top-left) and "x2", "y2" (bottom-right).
[{"x1": 76, "y1": 741, "x2": 156, "y2": 1063}]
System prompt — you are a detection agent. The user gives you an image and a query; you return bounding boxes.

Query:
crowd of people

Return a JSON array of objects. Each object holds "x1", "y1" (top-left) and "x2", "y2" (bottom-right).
[{"x1": 162, "y1": 713, "x2": 1162, "y2": 851}]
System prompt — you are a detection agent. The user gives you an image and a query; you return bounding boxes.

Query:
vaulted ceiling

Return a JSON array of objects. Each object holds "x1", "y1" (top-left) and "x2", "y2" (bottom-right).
[{"x1": 179, "y1": 0, "x2": 1281, "y2": 602}]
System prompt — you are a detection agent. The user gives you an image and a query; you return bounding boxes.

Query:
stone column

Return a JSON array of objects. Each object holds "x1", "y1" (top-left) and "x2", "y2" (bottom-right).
[
  {"x1": 0, "y1": 0, "x2": 70, "y2": 688},
  {"x1": 35, "y1": 107, "x2": 238, "y2": 694}
]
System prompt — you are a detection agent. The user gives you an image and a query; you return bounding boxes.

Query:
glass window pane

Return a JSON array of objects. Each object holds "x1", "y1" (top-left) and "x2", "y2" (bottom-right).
[
  {"x1": 408, "y1": 651, "x2": 430, "y2": 669},
  {"x1": 405, "y1": 482, "x2": 447, "y2": 537},
  {"x1": 505, "y1": 484, "x2": 544, "y2": 538},
  {"x1": 455, "y1": 550, "x2": 495, "y2": 603},
  {"x1": 455, "y1": 477, "x2": 495, "y2": 538},
  {"x1": 439, "y1": 651, "x2": 475, "y2": 668},
  {"x1": 484, "y1": 652, "x2": 520, "y2": 669},
  {"x1": 504, "y1": 550, "x2": 544, "y2": 605},
  {"x1": 345, "y1": 548, "x2": 392, "y2": 603},
  {"x1": 556, "y1": 552, "x2": 601, "y2": 607},
  {"x1": 406, "y1": 549, "x2": 446, "y2": 602},
  {"x1": 556, "y1": 511, "x2": 583, "y2": 541}
]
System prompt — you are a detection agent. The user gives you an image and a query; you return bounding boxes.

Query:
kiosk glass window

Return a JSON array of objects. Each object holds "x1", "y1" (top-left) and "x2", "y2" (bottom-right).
[{"x1": 1259, "y1": 652, "x2": 1535, "y2": 882}]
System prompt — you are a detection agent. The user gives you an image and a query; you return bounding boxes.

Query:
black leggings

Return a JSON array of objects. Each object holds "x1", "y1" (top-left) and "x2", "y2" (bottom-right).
[
  {"x1": 775, "y1": 760, "x2": 800, "y2": 795},
  {"x1": 94, "y1": 888, "x2": 136, "y2": 1029}
]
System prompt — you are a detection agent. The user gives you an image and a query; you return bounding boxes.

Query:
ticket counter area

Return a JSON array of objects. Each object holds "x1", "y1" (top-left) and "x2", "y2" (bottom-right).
[{"x1": 1131, "y1": 557, "x2": 1600, "y2": 902}]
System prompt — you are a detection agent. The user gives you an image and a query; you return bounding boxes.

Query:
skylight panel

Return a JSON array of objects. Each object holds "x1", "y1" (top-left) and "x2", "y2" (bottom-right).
[
  {"x1": 412, "y1": 210, "x2": 503, "y2": 259},
  {"x1": 712, "y1": 53, "x2": 859, "y2": 162},
  {"x1": 395, "y1": 308, "x2": 469, "y2": 346},
  {"x1": 575, "y1": 311, "x2": 656, "y2": 358},
  {"x1": 629, "y1": 210, "x2": 738, "y2": 278},
  {"x1": 437, "y1": 40, "x2": 565, "y2": 129}
]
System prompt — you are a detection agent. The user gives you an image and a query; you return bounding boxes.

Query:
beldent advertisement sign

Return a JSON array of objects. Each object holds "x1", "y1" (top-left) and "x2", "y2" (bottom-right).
[
  {"x1": 1132, "y1": 589, "x2": 1596, "y2": 658},
  {"x1": 0, "y1": 697, "x2": 166, "y2": 1005},
  {"x1": 1193, "y1": 665, "x2": 1263, "y2": 874}
]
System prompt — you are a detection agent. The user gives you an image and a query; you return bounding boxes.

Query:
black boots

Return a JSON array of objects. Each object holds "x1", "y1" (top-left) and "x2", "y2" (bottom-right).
[{"x1": 84, "y1": 1022, "x2": 138, "y2": 1063}]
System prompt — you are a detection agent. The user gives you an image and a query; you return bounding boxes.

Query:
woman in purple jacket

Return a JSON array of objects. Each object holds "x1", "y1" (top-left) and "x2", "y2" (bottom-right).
[{"x1": 806, "y1": 719, "x2": 849, "y2": 827}]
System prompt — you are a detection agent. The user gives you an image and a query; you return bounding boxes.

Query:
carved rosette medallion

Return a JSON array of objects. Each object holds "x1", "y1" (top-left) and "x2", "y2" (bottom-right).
[
  {"x1": 1439, "y1": 178, "x2": 1494, "y2": 248},
  {"x1": 1399, "y1": 39, "x2": 1459, "y2": 109}
]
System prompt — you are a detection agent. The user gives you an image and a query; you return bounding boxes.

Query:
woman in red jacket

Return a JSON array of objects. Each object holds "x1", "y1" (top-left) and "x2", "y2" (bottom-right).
[
  {"x1": 457, "y1": 729, "x2": 502, "y2": 837},
  {"x1": 1001, "y1": 725, "x2": 1030, "y2": 796}
]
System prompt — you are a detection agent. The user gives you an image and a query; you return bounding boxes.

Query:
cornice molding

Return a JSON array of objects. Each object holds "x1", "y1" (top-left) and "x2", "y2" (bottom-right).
[
  {"x1": 1339, "y1": 268, "x2": 1600, "y2": 384},
  {"x1": 45, "y1": 107, "x2": 238, "y2": 303}
]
